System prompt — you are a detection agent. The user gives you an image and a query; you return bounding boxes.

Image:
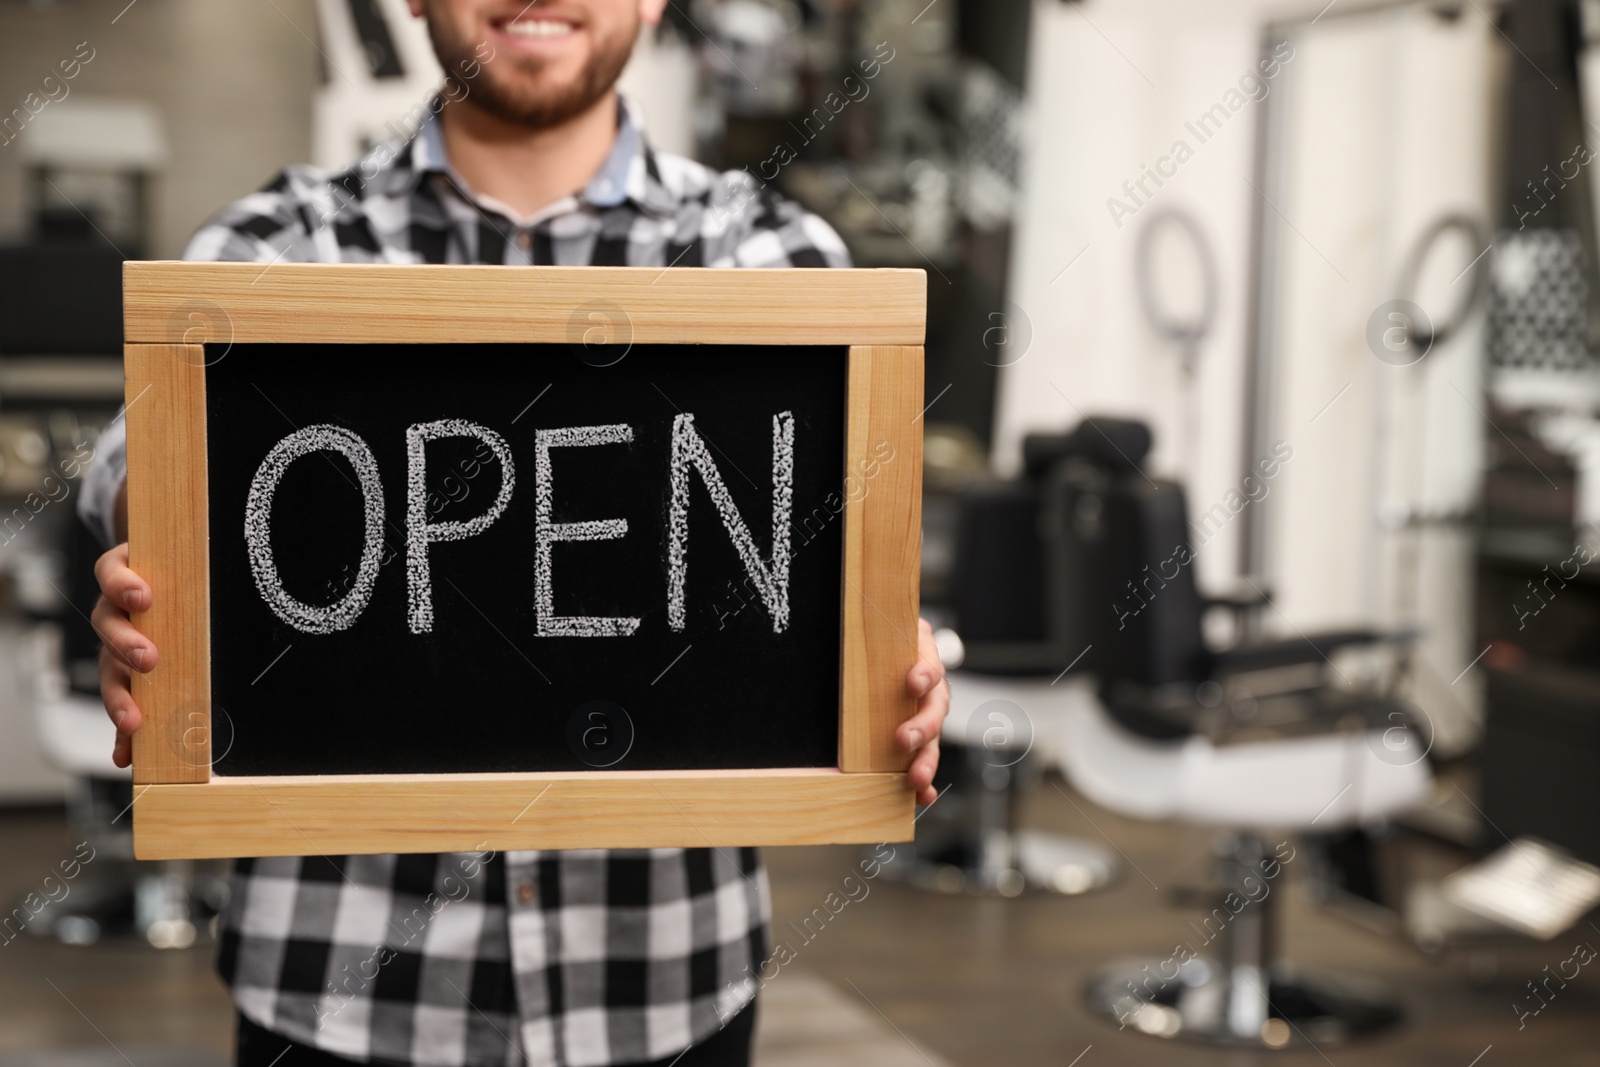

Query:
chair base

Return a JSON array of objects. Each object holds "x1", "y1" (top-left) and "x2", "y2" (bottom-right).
[
  {"x1": 19, "y1": 862, "x2": 223, "y2": 950},
  {"x1": 881, "y1": 830, "x2": 1119, "y2": 897},
  {"x1": 1084, "y1": 956, "x2": 1403, "y2": 1049}
]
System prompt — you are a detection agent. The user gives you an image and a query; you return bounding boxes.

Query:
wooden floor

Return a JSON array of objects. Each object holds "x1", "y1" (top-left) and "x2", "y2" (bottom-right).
[{"x1": 3, "y1": 779, "x2": 1598, "y2": 1066}]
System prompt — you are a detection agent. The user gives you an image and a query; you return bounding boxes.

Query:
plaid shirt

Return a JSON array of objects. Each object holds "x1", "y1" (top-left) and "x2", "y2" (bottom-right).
[{"x1": 82, "y1": 99, "x2": 849, "y2": 1067}]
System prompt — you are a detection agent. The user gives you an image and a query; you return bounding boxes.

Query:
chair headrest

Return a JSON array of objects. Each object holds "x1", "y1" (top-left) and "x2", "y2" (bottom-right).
[{"x1": 1022, "y1": 417, "x2": 1152, "y2": 479}]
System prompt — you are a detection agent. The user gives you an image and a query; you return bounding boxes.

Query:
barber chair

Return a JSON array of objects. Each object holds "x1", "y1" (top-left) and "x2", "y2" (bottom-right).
[
  {"x1": 1029, "y1": 418, "x2": 1430, "y2": 1048},
  {"x1": 883, "y1": 431, "x2": 1121, "y2": 897}
]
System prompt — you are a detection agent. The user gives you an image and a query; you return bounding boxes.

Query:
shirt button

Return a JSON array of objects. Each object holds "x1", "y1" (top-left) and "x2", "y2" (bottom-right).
[
  {"x1": 516, "y1": 231, "x2": 531, "y2": 251},
  {"x1": 516, "y1": 881, "x2": 535, "y2": 905}
]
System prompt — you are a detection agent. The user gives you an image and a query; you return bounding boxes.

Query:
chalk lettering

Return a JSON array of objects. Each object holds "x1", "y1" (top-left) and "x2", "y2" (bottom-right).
[
  {"x1": 245, "y1": 425, "x2": 385, "y2": 633},
  {"x1": 668, "y1": 412, "x2": 793, "y2": 633},
  {"x1": 405, "y1": 419, "x2": 515, "y2": 634},
  {"x1": 534, "y1": 424, "x2": 639, "y2": 637}
]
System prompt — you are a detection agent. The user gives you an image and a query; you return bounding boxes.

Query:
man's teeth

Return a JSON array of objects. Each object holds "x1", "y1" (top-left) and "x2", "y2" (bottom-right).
[{"x1": 504, "y1": 19, "x2": 574, "y2": 37}]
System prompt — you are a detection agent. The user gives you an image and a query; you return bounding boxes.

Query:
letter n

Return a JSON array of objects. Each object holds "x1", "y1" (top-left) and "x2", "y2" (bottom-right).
[{"x1": 667, "y1": 412, "x2": 793, "y2": 633}]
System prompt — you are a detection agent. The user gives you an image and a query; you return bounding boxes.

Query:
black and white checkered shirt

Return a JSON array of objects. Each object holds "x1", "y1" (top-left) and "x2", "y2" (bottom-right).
[{"x1": 81, "y1": 98, "x2": 849, "y2": 1067}]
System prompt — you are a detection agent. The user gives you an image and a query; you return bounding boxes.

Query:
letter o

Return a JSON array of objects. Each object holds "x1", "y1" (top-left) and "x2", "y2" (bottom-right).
[{"x1": 245, "y1": 425, "x2": 385, "y2": 634}]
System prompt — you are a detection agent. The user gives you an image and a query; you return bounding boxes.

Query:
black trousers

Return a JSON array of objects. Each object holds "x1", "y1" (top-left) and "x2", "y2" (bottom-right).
[{"x1": 236, "y1": 1003, "x2": 756, "y2": 1067}]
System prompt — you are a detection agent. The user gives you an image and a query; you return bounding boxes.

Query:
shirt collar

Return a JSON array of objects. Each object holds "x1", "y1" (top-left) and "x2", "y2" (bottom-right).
[{"x1": 406, "y1": 95, "x2": 674, "y2": 223}]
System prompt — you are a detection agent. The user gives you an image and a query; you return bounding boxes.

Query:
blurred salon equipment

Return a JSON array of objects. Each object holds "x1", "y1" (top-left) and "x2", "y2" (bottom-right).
[
  {"x1": 1440, "y1": 835, "x2": 1600, "y2": 941},
  {"x1": 1, "y1": 99, "x2": 160, "y2": 366},
  {"x1": 309, "y1": 0, "x2": 450, "y2": 169},
  {"x1": 755, "y1": 0, "x2": 1027, "y2": 453},
  {"x1": 0, "y1": 97, "x2": 226, "y2": 949},
  {"x1": 0, "y1": 98, "x2": 159, "y2": 804},
  {"x1": 1408, "y1": 0, "x2": 1600, "y2": 952},
  {"x1": 17, "y1": 98, "x2": 163, "y2": 260},
  {"x1": 26, "y1": 616, "x2": 228, "y2": 950},
  {"x1": 1135, "y1": 208, "x2": 1219, "y2": 480},
  {"x1": 946, "y1": 416, "x2": 1432, "y2": 1048},
  {"x1": 1375, "y1": 212, "x2": 1491, "y2": 638}
]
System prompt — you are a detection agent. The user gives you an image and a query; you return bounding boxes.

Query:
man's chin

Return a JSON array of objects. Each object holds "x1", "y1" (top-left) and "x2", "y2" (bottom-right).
[
  {"x1": 460, "y1": 80, "x2": 613, "y2": 130},
  {"x1": 431, "y1": 18, "x2": 634, "y2": 132}
]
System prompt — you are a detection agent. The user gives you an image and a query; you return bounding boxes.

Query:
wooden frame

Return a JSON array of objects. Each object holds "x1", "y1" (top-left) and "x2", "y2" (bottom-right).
[{"x1": 123, "y1": 262, "x2": 924, "y2": 859}]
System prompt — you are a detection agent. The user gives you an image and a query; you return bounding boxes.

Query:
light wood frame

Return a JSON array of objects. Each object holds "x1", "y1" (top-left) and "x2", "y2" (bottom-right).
[{"x1": 123, "y1": 262, "x2": 924, "y2": 859}]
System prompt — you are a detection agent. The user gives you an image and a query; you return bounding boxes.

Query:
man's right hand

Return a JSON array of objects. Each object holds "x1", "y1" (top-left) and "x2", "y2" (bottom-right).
[{"x1": 92, "y1": 543, "x2": 157, "y2": 768}]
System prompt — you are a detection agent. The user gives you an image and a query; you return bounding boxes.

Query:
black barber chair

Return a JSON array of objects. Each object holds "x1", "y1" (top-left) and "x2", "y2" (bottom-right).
[{"x1": 1033, "y1": 418, "x2": 1430, "y2": 1048}]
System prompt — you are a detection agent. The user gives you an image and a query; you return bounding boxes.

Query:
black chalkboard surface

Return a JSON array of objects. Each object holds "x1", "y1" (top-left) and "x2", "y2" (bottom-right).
[{"x1": 205, "y1": 342, "x2": 847, "y2": 776}]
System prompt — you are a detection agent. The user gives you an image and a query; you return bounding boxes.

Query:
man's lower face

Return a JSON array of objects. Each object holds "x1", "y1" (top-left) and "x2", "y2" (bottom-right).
[{"x1": 425, "y1": 2, "x2": 638, "y2": 128}]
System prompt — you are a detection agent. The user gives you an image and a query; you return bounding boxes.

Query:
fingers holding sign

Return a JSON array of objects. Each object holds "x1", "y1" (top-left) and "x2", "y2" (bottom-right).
[
  {"x1": 93, "y1": 542, "x2": 157, "y2": 768},
  {"x1": 897, "y1": 617, "x2": 949, "y2": 807}
]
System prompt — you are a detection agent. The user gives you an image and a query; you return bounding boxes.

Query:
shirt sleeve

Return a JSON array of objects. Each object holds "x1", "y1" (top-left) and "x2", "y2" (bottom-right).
[{"x1": 77, "y1": 414, "x2": 127, "y2": 550}]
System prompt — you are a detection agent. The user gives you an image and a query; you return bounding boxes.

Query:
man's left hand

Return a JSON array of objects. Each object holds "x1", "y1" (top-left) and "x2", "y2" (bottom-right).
[{"x1": 897, "y1": 618, "x2": 949, "y2": 806}]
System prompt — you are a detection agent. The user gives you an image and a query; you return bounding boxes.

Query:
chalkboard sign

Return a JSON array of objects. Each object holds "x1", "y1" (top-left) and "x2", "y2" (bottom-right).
[{"x1": 123, "y1": 263, "x2": 924, "y2": 859}]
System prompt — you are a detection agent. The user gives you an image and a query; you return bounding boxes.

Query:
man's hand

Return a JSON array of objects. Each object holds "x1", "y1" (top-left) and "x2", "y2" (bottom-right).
[
  {"x1": 91, "y1": 543, "x2": 157, "y2": 768},
  {"x1": 896, "y1": 618, "x2": 949, "y2": 806}
]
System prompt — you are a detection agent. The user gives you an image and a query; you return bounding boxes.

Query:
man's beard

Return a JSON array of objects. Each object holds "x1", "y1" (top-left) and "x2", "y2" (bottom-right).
[{"x1": 428, "y1": 16, "x2": 635, "y2": 129}]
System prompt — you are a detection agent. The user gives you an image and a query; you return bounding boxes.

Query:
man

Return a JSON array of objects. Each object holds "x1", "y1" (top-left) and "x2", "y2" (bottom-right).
[{"x1": 80, "y1": 2, "x2": 948, "y2": 1066}]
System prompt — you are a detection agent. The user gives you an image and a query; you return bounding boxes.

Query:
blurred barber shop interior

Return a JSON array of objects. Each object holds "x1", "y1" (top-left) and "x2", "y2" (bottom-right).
[{"x1": 3, "y1": 0, "x2": 1600, "y2": 1064}]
